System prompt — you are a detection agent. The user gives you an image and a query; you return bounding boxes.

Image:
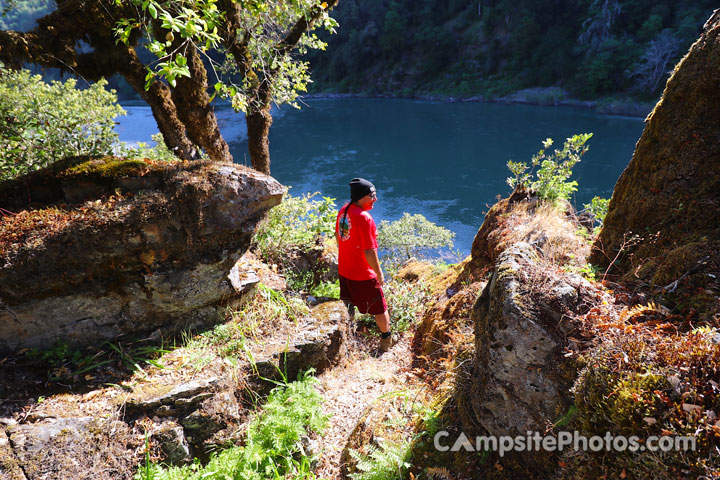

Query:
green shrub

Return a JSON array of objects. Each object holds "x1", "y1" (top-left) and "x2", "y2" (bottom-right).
[
  {"x1": 310, "y1": 280, "x2": 340, "y2": 299},
  {"x1": 118, "y1": 133, "x2": 181, "y2": 162},
  {"x1": 135, "y1": 370, "x2": 328, "y2": 480},
  {"x1": 562, "y1": 261, "x2": 599, "y2": 281},
  {"x1": 358, "y1": 278, "x2": 431, "y2": 334},
  {"x1": 252, "y1": 191, "x2": 336, "y2": 266},
  {"x1": 384, "y1": 279, "x2": 431, "y2": 333},
  {"x1": 0, "y1": 67, "x2": 125, "y2": 181},
  {"x1": 583, "y1": 196, "x2": 610, "y2": 235},
  {"x1": 377, "y1": 213, "x2": 455, "y2": 269},
  {"x1": 348, "y1": 439, "x2": 413, "y2": 480},
  {"x1": 507, "y1": 133, "x2": 593, "y2": 205},
  {"x1": 285, "y1": 269, "x2": 316, "y2": 293}
]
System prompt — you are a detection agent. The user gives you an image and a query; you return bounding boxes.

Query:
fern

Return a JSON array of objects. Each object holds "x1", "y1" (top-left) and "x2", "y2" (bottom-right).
[
  {"x1": 348, "y1": 439, "x2": 413, "y2": 480},
  {"x1": 133, "y1": 370, "x2": 328, "y2": 480},
  {"x1": 619, "y1": 301, "x2": 670, "y2": 323},
  {"x1": 426, "y1": 466, "x2": 453, "y2": 479}
]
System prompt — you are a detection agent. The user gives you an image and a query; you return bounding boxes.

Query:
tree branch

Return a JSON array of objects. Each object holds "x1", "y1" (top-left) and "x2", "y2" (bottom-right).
[{"x1": 257, "y1": 0, "x2": 339, "y2": 105}]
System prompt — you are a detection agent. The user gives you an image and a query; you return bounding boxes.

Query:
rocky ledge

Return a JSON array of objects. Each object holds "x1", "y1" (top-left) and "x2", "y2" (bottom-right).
[{"x1": 0, "y1": 157, "x2": 285, "y2": 354}]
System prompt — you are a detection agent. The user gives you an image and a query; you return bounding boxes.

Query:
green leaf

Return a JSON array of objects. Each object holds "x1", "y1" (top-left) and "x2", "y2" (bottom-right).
[{"x1": 147, "y1": 3, "x2": 157, "y2": 19}]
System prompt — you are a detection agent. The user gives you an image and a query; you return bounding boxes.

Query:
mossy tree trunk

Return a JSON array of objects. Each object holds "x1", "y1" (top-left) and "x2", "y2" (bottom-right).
[
  {"x1": 118, "y1": 47, "x2": 201, "y2": 161},
  {"x1": 170, "y1": 43, "x2": 231, "y2": 163},
  {"x1": 246, "y1": 105, "x2": 273, "y2": 175}
]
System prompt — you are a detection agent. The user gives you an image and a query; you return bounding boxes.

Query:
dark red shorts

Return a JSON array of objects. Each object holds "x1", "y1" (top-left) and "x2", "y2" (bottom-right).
[{"x1": 339, "y1": 275, "x2": 387, "y2": 315}]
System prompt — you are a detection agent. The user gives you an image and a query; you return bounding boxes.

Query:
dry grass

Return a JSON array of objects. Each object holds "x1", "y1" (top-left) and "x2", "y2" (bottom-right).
[{"x1": 492, "y1": 201, "x2": 590, "y2": 268}]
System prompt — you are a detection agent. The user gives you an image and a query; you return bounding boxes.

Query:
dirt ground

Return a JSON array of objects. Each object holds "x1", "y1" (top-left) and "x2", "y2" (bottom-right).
[{"x1": 314, "y1": 329, "x2": 419, "y2": 479}]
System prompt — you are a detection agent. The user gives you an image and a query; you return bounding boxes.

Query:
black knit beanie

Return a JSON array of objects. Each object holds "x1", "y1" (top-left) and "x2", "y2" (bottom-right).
[{"x1": 349, "y1": 178, "x2": 375, "y2": 202}]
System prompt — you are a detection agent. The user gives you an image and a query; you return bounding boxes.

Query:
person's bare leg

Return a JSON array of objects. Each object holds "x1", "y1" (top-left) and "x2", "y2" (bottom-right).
[{"x1": 375, "y1": 310, "x2": 390, "y2": 333}]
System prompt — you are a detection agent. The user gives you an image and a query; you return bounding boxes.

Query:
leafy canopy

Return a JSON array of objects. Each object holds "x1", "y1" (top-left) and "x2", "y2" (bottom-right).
[
  {"x1": 113, "y1": 0, "x2": 338, "y2": 113},
  {"x1": 0, "y1": 67, "x2": 124, "y2": 181}
]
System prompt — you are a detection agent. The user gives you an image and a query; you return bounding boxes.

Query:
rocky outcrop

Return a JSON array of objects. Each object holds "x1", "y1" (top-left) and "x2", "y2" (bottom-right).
[
  {"x1": 459, "y1": 242, "x2": 589, "y2": 476},
  {"x1": 0, "y1": 297, "x2": 352, "y2": 476},
  {"x1": 253, "y1": 301, "x2": 350, "y2": 383},
  {"x1": 0, "y1": 157, "x2": 285, "y2": 354},
  {"x1": 121, "y1": 374, "x2": 246, "y2": 456},
  {"x1": 591, "y1": 11, "x2": 720, "y2": 319}
]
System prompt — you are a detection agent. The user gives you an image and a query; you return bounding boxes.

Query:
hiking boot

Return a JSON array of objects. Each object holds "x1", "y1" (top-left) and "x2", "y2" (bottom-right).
[{"x1": 379, "y1": 333, "x2": 397, "y2": 352}]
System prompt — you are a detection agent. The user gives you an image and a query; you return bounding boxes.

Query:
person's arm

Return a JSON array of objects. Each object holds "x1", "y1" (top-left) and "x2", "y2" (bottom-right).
[
  {"x1": 334, "y1": 213, "x2": 340, "y2": 244},
  {"x1": 364, "y1": 248, "x2": 384, "y2": 286}
]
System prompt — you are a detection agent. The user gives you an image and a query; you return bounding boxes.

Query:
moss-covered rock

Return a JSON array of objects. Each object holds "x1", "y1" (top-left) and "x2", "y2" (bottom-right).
[
  {"x1": 60, "y1": 157, "x2": 153, "y2": 178},
  {"x1": 566, "y1": 323, "x2": 720, "y2": 479},
  {"x1": 469, "y1": 187, "x2": 533, "y2": 271},
  {"x1": 590, "y1": 12, "x2": 720, "y2": 322}
]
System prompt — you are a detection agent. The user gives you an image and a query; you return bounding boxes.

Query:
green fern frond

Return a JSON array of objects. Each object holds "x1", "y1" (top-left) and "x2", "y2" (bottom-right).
[{"x1": 348, "y1": 440, "x2": 412, "y2": 480}]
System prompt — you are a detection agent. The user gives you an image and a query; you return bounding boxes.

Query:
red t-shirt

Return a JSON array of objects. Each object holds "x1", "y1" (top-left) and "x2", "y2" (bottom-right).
[{"x1": 335, "y1": 203, "x2": 378, "y2": 280}]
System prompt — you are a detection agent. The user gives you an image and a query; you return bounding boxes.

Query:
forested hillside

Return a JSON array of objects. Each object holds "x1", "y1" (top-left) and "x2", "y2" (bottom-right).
[
  {"x1": 1, "y1": 0, "x2": 717, "y2": 101},
  {"x1": 306, "y1": 0, "x2": 717, "y2": 100}
]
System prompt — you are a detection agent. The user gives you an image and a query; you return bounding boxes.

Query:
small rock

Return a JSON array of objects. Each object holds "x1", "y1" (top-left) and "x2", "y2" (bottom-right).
[
  {"x1": 668, "y1": 375, "x2": 682, "y2": 394},
  {"x1": 552, "y1": 282, "x2": 578, "y2": 308},
  {"x1": 154, "y1": 423, "x2": 192, "y2": 465},
  {"x1": 128, "y1": 377, "x2": 219, "y2": 412}
]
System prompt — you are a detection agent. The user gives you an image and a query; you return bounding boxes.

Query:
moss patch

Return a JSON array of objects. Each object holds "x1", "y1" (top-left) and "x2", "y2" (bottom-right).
[
  {"x1": 569, "y1": 319, "x2": 720, "y2": 478},
  {"x1": 60, "y1": 156, "x2": 154, "y2": 178}
]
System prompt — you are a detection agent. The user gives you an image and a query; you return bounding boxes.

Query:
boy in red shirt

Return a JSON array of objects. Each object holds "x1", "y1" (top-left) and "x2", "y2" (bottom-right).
[{"x1": 335, "y1": 178, "x2": 394, "y2": 352}]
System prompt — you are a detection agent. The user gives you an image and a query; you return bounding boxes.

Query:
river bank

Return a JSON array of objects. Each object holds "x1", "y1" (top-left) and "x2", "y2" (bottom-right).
[{"x1": 303, "y1": 86, "x2": 656, "y2": 118}]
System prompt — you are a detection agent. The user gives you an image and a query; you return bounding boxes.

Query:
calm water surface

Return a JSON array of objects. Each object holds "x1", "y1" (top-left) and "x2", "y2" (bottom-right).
[{"x1": 117, "y1": 98, "x2": 645, "y2": 256}]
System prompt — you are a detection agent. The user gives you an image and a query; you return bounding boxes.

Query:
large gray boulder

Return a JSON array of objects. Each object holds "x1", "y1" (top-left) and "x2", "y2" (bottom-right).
[
  {"x1": 460, "y1": 242, "x2": 587, "y2": 476},
  {"x1": 0, "y1": 158, "x2": 284, "y2": 353}
]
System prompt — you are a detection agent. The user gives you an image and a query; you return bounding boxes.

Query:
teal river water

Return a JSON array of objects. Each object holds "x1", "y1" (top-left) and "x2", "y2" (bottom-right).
[{"x1": 116, "y1": 98, "x2": 645, "y2": 256}]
